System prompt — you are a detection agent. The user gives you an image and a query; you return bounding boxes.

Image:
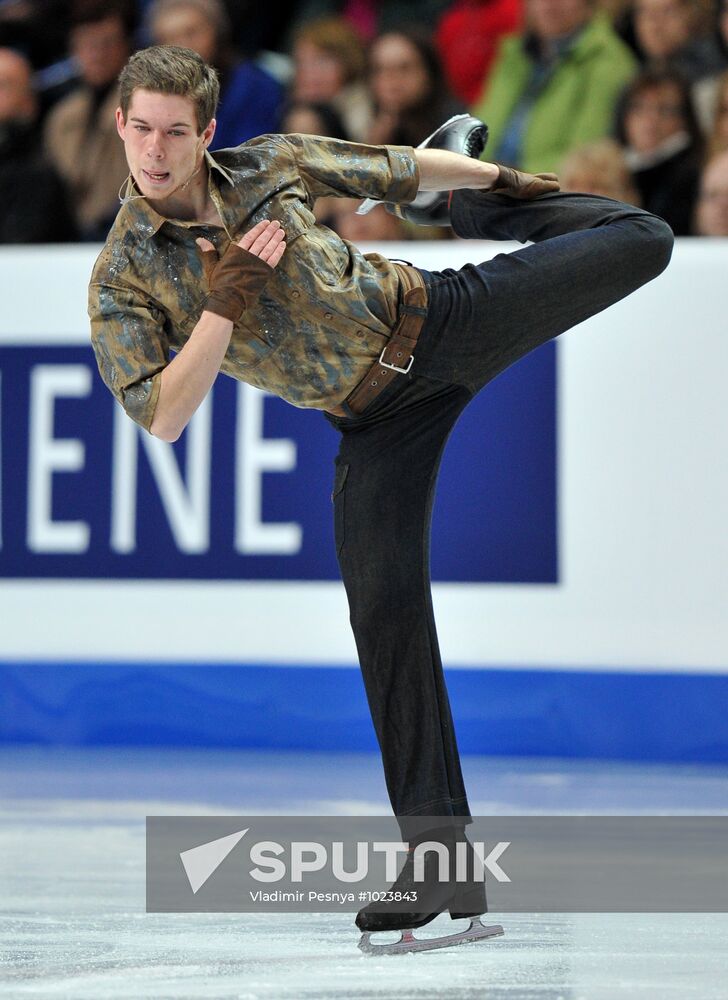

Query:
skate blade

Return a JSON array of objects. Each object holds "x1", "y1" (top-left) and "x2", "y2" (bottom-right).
[{"x1": 358, "y1": 917, "x2": 504, "y2": 955}]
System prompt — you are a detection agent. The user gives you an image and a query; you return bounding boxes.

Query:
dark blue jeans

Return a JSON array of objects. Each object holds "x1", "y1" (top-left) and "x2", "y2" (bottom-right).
[{"x1": 325, "y1": 191, "x2": 673, "y2": 840}]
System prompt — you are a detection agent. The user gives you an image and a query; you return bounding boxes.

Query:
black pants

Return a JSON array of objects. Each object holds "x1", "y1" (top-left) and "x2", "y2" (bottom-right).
[{"x1": 325, "y1": 191, "x2": 674, "y2": 839}]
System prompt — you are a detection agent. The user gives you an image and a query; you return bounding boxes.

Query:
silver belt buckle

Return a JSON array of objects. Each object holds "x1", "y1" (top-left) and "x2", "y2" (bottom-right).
[{"x1": 379, "y1": 347, "x2": 414, "y2": 374}]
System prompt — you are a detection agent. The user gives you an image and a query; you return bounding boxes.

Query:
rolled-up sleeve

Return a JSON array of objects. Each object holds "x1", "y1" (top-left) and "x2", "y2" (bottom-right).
[
  {"x1": 88, "y1": 280, "x2": 168, "y2": 431},
  {"x1": 279, "y1": 133, "x2": 420, "y2": 204}
]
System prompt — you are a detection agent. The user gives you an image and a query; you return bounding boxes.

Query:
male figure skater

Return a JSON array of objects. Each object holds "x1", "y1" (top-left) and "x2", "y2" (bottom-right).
[{"x1": 89, "y1": 45, "x2": 673, "y2": 953}]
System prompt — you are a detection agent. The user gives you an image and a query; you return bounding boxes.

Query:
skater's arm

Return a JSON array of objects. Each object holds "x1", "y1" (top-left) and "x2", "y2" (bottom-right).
[
  {"x1": 415, "y1": 149, "x2": 560, "y2": 199},
  {"x1": 150, "y1": 220, "x2": 286, "y2": 443},
  {"x1": 415, "y1": 149, "x2": 499, "y2": 191},
  {"x1": 149, "y1": 310, "x2": 234, "y2": 442}
]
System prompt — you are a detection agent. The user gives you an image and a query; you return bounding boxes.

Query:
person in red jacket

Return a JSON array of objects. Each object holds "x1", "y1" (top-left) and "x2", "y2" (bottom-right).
[{"x1": 435, "y1": 0, "x2": 523, "y2": 104}]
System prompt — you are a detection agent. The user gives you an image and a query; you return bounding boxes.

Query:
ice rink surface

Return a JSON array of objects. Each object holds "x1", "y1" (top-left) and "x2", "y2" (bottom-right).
[{"x1": 1, "y1": 746, "x2": 727, "y2": 999}]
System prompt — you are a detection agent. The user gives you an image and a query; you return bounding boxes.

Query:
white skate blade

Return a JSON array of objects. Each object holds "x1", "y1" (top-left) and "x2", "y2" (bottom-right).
[
  {"x1": 358, "y1": 917, "x2": 504, "y2": 955},
  {"x1": 355, "y1": 114, "x2": 473, "y2": 215}
]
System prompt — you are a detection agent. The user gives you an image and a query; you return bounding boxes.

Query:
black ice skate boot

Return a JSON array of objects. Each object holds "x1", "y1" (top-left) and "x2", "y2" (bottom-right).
[
  {"x1": 356, "y1": 830, "x2": 503, "y2": 955},
  {"x1": 356, "y1": 114, "x2": 489, "y2": 227}
]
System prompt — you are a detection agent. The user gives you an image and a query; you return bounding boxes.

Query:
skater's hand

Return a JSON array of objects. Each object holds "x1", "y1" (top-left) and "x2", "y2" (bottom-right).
[
  {"x1": 490, "y1": 164, "x2": 560, "y2": 200},
  {"x1": 196, "y1": 220, "x2": 286, "y2": 322}
]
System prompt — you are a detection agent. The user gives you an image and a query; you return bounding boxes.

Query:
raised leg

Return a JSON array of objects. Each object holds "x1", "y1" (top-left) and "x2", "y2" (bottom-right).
[{"x1": 414, "y1": 191, "x2": 674, "y2": 392}]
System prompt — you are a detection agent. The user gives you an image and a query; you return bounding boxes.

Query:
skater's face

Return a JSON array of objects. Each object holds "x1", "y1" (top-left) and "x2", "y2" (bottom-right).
[{"x1": 116, "y1": 89, "x2": 215, "y2": 203}]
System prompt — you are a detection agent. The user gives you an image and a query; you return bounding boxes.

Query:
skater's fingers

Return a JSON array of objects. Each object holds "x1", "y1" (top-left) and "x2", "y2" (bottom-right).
[
  {"x1": 246, "y1": 222, "x2": 284, "y2": 258},
  {"x1": 255, "y1": 227, "x2": 286, "y2": 263},
  {"x1": 265, "y1": 240, "x2": 286, "y2": 268},
  {"x1": 237, "y1": 219, "x2": 280, "y2": 253},
  {"x1": 195, "y1": 236, "x2": 216, "y2": 253}
]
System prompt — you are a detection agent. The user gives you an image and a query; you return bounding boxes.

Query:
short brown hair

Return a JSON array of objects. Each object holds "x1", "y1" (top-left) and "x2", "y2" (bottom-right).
[{"x1": 118, "y1": 44, "x2": 219, "y2": 133}]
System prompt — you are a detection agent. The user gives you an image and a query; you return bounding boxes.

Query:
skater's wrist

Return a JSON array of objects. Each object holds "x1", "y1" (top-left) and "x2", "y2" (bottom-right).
[
  {"x1": 414, "y1": 149, "x2": 498, "y2": 192},
  {"x1": 476, "y1": 161, "x2": 500, "y2": 191}
]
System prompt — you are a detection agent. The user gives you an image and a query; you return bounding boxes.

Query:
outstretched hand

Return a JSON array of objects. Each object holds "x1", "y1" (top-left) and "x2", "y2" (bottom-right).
[
  {"x1": 491, "y1": 164, "x2": 560, "y2": 200},
  {"x1": 196, "y1": 219, "x2": 286, "y2": 323}
]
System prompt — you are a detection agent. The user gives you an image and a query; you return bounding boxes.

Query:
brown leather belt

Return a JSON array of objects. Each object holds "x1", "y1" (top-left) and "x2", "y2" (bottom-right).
[{"x1": 328, "y1": 263, "x2": 428, "y2": 418}]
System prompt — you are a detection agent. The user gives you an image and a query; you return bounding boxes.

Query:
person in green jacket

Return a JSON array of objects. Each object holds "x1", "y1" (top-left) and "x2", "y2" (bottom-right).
[{"x1": 472, "y1": 0, "x2": 638, "y2": 174}]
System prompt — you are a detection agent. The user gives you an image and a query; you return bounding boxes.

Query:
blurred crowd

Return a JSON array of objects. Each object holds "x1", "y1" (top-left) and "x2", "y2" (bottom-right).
[{"x1": 1, "y1": 0, "x2": 728, "y2": 244}]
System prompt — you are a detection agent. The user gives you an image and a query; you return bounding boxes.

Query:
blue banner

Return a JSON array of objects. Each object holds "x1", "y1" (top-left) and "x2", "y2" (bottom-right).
[{"x1": 0, "y1": 344, "x2": 557, "y2": 581}]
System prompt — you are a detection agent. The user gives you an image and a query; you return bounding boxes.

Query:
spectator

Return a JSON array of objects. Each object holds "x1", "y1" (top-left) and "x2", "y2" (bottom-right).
[
  {"x1": 632, "y1": 0, "x2": 726, "y2": 83},
  {"x1": 473, "y1": 0, "x2": 637, "y2": 173},
  {"x1": 616, "y1": 67, "x2": 703, "y2": 235},
  {"x1": 694, "y1": 149, "x2": 728, "y2": 233},
  {"x1": 599, "y1": 0, "x2": 633, "y2": 18},
  {"x1": 366, "y1": 27, "x2": 464, "y2": 148},
  {"x1": 280, "y1": 98, "x2": 349, "y2": 138},
  {"x1": 693, "y1": 4, "x2": 728, "y2": 129},
  {"x1": 147, "y1": 0, "x2": 284, "y2": 149},
  {"x1": 435, "y1": 0, "x2": 522, "y2": 105},
  {"x1": 705, "y1": 70, "x2": 728, "y2": 156},
  {"x1": 0, "y1": 1, "x2": 69, "y2": 76},
  {"x1": 0, "y1": 1, "x2": 81, "y2": 121},
  {"x1": 720, "y1": 0, "x2": 728, "y2": 60},
  {"x1": 559, "y1": 137, "x2": 640, "y2": 202},
  {"x1": 222, "y1": 1, "x2": 297, "y2": 61},
  {"x1": 0, "y1": 47, "x2": 76, "y2": 242},
  {"x1": 286, "y1": 0, "x2": 452, "y2": 43},
  {"x1": 43, "y1": 0, "x2": 134, "y2": 240},
  {"x1": 290, "y1": 16, "x2": 372, "y2": 140}
]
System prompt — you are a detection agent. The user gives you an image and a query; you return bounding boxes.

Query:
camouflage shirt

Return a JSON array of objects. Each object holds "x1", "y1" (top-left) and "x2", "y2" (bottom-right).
[{"x1": 88, "y1": 133, "x2": 421, "y2": 430}]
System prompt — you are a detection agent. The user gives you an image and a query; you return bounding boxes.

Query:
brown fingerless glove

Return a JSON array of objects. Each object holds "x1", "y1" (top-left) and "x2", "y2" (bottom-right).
[
  {"x1": 200, "y1": 241, "x2": 275, "y2": 323},
  {"x1": 492, "y1": 164, "x2": 561, "y2": 200}
]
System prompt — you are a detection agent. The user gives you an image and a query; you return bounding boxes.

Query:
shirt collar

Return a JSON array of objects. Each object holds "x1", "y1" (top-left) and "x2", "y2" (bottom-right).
[{"x1": 119, "y1": 149, "x2": 235, "y2": 242}]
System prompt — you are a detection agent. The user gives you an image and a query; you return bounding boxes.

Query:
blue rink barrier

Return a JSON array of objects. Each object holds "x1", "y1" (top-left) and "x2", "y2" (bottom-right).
[{"x1": 1, "y1": 661, "x2": 727, "y2": 763}]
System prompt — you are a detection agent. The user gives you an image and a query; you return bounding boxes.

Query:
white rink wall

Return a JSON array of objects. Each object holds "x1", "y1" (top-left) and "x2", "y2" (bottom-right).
[{"x1": 1, "y1": 240, "x2": 726, "y2": 674}]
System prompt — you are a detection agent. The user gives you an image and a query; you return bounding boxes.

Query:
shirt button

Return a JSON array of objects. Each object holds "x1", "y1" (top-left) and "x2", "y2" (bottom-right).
[
  {"x1": 324, "y1": 312, "x2": 333, "y2": 320},
  {"x1": 291, "y1": 290, "x2": 300, "y2": 298},
  {"x1": 355, "y1": 329, "x2": 365, "y2": 338}
]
